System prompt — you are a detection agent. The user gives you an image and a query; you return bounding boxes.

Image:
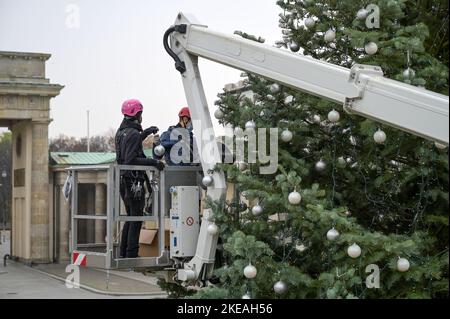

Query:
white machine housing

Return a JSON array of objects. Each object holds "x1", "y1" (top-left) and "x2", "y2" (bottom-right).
[{"x1": 169, "y1": 186, "x2": 200, "y2": 258}]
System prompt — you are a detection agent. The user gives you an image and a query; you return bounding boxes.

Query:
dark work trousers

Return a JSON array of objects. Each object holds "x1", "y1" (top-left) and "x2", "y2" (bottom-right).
[{"x1": 119, "y1": 176, "x2": 145, "y2": 258}]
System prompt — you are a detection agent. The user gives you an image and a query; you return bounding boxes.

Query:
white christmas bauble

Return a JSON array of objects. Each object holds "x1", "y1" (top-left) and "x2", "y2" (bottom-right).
[
  {"x1": 267, "y1": 94, "x2": 275, "y2": 101},
  {"x1": 270, "y1": 83, "x2": 281, "y2": 94},
  {"x1": 347, "y1": 243, "x2": 362, "y2": 259},
  {"x1": 357, "y1": 8, "x2": 369, "y2": 20},
  {"x1": 244, "y1": 264, "x2": 257, "y2": 279},
  {"x1": 242, "y1": 293, "x2": 251, "y2": 299},
  {"x1": 397, "y1": 258, "x2": 410, "y2": 272},
  {"x1": 324, "y1": 30, "x2": 336, "y2": 43},
  {"x1": 313, "y1": 114, "x2": 322, "y2": 124},
  {"x1": 337, "y1": 156, "x2": 347, "y2": 168},
  {"x1": 374, "y1": 129, "x2": 387, "y2": 144},
  {"x1": 402, "y1": 68, "x2": 416, "y2": 79},
  {"x1": 304, "y1": 18, "x2": 315, "y2": 29},
  {"x1": 214, "y1": 109, "x2": 224, "y2": 120},
  {"x1": 153, "y1": 145, "x2": 166, "y2": 157},
  {"x1": 281, "y1": 129, "x2": 293, "y2": 143},
  {"x1": 288, "y1": 191, "x2": 302, "y2": 205},
  {"x1": 274, "y1": 281, "x2": 288, "y2": 294},
  {"x1": 365, "y1": 42, "x2": 378, "y2": 55},
  {"x1": 328, "y1": 109, "x2": 340, "y2": 123},
  {"x1": 315, "y1": 160, "x2": 327, "y2": 172},
  {"x1": 290, "y1": 42, "x2": 300, "y2": 52},
  {"x1": 245, "y1": 120, "x2": 256, "y2": 130},
  {"x1": 252, "y1": 205, "x2": 264, "y2": 216},
  {"x1": 435, "y1": 142, "x2": 447, "y2": 150},
  {"x1": 284, "y1": 95, "x2": 294, "y2": 104},
  {"x1": 202, "y1": 175, "x2": 214, "y2": 187},
  {"x1": 207, "y1": 224, "x2": 219, "y2": 236},
  {"x1": 327, "y1": 228, "x2": 340, "y2": 241}
]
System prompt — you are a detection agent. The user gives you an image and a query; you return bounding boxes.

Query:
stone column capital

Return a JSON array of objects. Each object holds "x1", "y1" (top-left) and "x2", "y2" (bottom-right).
[{"x1": 31, "y1": 118, "x2": 53, "y2": 125}]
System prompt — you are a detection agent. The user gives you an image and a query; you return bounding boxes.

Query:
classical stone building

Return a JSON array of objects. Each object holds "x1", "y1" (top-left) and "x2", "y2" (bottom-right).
[{"x1": 0, "y1": 51, "x2": 63, "y2": 264}]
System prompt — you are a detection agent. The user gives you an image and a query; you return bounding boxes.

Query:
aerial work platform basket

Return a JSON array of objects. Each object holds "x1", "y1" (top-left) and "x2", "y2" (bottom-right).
[{"x1": 67, "y1": 164, "x2": 203, "y2": 270}]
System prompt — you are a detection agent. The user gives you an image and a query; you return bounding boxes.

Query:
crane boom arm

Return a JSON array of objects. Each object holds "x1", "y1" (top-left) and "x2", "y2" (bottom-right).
[
  {"x1": 165, "y1": 12, "x2": 449, "y2": 282},
  {"x1": 170, "y1": 13, "x2": 449, "y2": 145}
]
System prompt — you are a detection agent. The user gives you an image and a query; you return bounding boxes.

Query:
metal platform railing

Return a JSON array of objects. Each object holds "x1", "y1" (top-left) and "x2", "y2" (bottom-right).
[{"x1": 68, "y1": 164, "x2": 203, "y2": 270}]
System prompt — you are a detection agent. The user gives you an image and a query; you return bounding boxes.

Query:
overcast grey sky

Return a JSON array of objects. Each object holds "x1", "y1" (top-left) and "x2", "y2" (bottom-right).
[{"x1": 0, "y1": 0, "x2": 281, "y2": 138}]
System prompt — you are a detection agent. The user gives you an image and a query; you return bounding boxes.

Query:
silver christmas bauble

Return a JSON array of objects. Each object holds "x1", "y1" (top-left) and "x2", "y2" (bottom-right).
[
  {"x1": 365, "y1": 42, "x2": 378, "y2": 55},
  {"x1": 328, "y1": 109, "x2": 340, "y2": 123},
  {"x1": 337, "y1": 156, "x2": 347, "y2": 168},
  {"x1": 274, "y1": 281, "x2": 288, "y2": 294},
  {"x1": 288, "y1": 191, "x2": 302, "y2": 205},
  {"x1": 245, "y1": 120, "x2": 256, "y2": 130},
  {"x1": 244, "y1": 264, "x2": 257, "y2": 279},
  {"x1": 281, "y1": 129, "x2": 293, "y2": 143},
  {"x1": 290, "y1": 42, "x2": 300, "y2": 52},
  {"x1": 214, "y1": 109, "x2": 224, "y2": 120},
  {"x1": 324, "y1": 29, "x2": 336, "y2": 43},
  {"x1": 357, "y1": 8, "x2": 369, "y2": 20},
  {"x1": 327, "y1": 228, "x2": 340, "y2": 241},
  {"x1": 397, "y1": 258, "x2": 410, "y2": 272},
  {"x1": 313, "y1": 114, "x2": 322, "y2": 124},
  {"x1": 348, "y1": 243, "x2": 362, "y2": 259},
  {"x1": 207, "y1": 223, "x2": 219, "y2": 236},
  {"x1": 284, "y1": 95, "x2": 294, "y2": 104},
  {"x1": 270, "y1": 83, "x2": 281, "y2": 94},
  {"x1": 435, "y1": 142, "x2": 447, "y2": 150},
  {"x1": 402, "y1": 68, "x2": 416, "y2": 79},
  {"x1": 242, "y1": 292, "x2": 251, "y2": 299},
  {"x1": 304, "y1": 17, "x2": 316, "y2": 29},
  {"x1": 315, "y1": 160, "x2": 327, "y2": 172},
  {"x1": 202, "y1": 175, "x2": 214, "y2": 187},
  {"x1": 153, "y1": 145, "x2": 166, "y2": 157},
  {"x1": 252, "y1": 205, "x2": 264, "y2": 216},
  {"x1": 374, "y1": 129, "x2": 387, "y2": 144}
]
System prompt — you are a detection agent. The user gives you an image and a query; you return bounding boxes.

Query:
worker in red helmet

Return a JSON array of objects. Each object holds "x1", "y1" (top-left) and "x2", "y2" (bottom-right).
[
  {"x1": 155, "y1": 107, "x2": 198, "y2": 166},
  {"x1": 115, "y1": 99, "x2": 164, "y2": 259}
]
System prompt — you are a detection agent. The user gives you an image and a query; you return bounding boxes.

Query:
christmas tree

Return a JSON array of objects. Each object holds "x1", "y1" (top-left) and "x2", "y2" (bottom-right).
[{"x1": 182, "y1": 0, "x2": 449, "y2": 299}]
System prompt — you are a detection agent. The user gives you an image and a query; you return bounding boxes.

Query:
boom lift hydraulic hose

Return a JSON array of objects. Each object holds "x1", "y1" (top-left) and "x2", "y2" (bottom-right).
[{"x1": 163, "y1": 24, "x2": 187, "y2": 74}]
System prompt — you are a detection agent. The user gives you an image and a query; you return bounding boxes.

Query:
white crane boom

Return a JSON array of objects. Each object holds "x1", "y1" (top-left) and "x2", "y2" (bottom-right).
[{"x1": 164, "y1": 12, "x2": 449, "y2": 282}]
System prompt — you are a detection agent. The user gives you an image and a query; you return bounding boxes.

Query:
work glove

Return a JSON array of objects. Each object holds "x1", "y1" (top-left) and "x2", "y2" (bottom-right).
[
  {"x1": 149, "y1": 158, "x2": 165, "y2": 171},
  {"x1": 142, "y1": 126, "x2": 159, "y2": 140}
]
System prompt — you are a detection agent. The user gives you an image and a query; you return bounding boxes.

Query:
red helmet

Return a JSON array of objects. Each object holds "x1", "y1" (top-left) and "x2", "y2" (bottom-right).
[
  {"x1": 178, "y1": 107, "x2": 191, "y2": 119},
  {"x1": 122, "y1": 99, "x2": 143, "y2": 117}
]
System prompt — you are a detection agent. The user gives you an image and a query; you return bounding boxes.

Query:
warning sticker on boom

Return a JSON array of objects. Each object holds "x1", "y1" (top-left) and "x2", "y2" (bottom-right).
[{"x1": 186, "y1": 217, "x2": 194, "y2": 226}]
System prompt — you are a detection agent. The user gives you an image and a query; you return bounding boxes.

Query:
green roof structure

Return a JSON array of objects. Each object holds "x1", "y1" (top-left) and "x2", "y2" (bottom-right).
[
  {"x1": 50, "y1": 149, "x2": 153, "y2": 167},
  {"x1": 50, "y1": 152, "x2": 116, "y2": 167}
]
